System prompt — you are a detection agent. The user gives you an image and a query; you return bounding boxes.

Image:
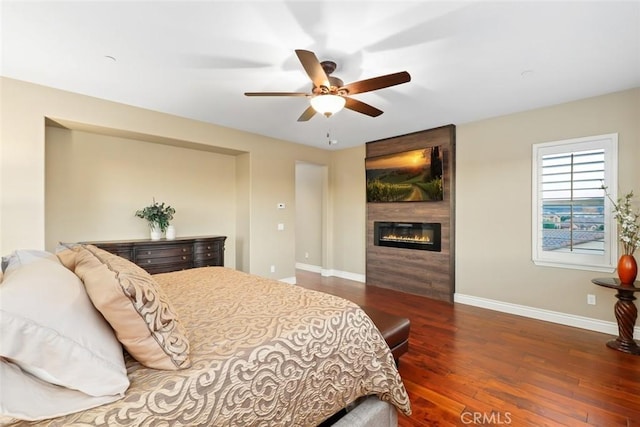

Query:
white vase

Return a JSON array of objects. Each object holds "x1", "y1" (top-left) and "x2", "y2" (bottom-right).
[
  {"x1": 166, "y1": 225, "x2": 176, "y2": 240},
  {"x1": 150, "y1": 223, "x2": 162, "y2": 241}
]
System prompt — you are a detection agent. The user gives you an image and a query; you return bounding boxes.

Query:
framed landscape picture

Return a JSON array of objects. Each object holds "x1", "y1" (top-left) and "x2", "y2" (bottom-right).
[{"x1": 365, "y1": 146, "x2": 443, "y2": 202}]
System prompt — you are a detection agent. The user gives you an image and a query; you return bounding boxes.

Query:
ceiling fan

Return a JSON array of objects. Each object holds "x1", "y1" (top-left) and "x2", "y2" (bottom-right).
[{"x1": 245, "y1": 49, "x2": 411, "y2": 121}]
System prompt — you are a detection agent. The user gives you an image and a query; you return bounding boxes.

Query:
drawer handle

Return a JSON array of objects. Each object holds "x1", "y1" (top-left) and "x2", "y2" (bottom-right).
[
  {"x1": 207, "y1": 246, "x2": 212, "y2": 249},
  {"x1": 182, "y1": 248, "x2": 187, "y2": 252},
  {"x1": 147, "y1": 260, "x2": 151, "y2": 264},
  {"x1": 207, "y1": 253, "x2": 211, "y2": 257},
  {"x1": 182, "y1": 256, "x2": 187, "y2": 260},
  {"x1": 147, "y1": 251, "x2": 151, "y2": 255}
]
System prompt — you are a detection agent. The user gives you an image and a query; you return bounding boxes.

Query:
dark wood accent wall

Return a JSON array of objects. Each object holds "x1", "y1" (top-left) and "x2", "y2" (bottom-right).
[{"x1": 366, "y1": 125, "x2": 455, "y2": 302}]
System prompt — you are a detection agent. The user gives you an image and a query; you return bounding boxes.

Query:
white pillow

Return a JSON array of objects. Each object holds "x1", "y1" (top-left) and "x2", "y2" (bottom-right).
[
  {"x1": 0, "y1": 358, "x2": 122, "y2": 421},
  {"x1": 0, "y1": 250, "x2": 129, "y2": 399},
  {"x1": 1, "y1": 249, "x2": 56, "y2": 276}
]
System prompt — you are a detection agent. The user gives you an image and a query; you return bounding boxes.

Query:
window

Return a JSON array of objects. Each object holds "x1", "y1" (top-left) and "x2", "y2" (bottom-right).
[{"x1": 532, "y1": 133, "x2": 618, "y2": 271}]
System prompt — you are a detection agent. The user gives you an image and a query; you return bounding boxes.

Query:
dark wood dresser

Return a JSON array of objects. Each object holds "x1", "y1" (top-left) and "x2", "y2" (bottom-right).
[{"x1": 84, "y1": 235, "x2": 226, "y2": 274}]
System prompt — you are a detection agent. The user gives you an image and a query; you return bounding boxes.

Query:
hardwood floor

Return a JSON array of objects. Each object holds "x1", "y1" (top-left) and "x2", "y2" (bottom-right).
[{"x1": 295, "y1": 270, "x2": 640, "y2": 427}]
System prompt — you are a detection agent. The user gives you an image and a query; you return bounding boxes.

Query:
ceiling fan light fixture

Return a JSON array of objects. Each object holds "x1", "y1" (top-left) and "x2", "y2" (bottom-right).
[
  {"x1": 246, "y1": 49, "x2": 410, "y2": 121},
  {"x1": 310, "y1": 94, "x2": 346, "y2": 117}
]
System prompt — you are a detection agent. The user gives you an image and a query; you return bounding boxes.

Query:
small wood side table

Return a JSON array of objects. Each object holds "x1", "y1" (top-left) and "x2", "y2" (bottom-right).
[{"x1": 591, "y1": 278, "x2": 640, "y2": 355}]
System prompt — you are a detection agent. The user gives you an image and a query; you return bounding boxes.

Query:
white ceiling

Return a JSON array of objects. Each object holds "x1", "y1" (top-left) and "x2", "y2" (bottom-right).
[{"x1": 2, "y1": 1, "x2": 639, "y2": 150}]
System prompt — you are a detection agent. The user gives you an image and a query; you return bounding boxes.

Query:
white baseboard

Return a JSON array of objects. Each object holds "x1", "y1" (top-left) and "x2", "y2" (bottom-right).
[
  {"x1": 295, "y1": 262, "x2": 323, "y2": 274},
  {"x1": 323, "y1": 269, "x2": 366, "y2": 283},
  {"x1": 293, "y1": 265, "x2": 635, "y2": 339},
  {"x1": 454, "y1": 293, "x2": 640, "y2": 339},
  {"x1": 280, "y1": 276, "x2": 296, "y2": 285},
  {"x1": 295, "y1": 263, "x2": 366, "y2": 283}
]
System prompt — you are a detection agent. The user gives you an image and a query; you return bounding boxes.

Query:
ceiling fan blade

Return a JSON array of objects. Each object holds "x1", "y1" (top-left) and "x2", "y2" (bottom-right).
[
  {"x1": 341, "y1": 71, "x2": 411, "y2": 95},
  {"x1": 295, "y1": 49, "x2": 330, "y2": 88},
  {"x1": 297, "y1": 106, "x2": 317, "y2": 122},
  {"x1": 344, "y1": 97, "x2": 383, "y2": 117},
  {"x1": 245, "y1": 92, "x2": 309, "y2": 97}
]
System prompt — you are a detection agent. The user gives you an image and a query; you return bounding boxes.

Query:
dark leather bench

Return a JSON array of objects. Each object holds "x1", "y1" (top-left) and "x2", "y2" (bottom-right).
[{"x1": 360, "y1": 306, "x2": 410, "y2": 362}]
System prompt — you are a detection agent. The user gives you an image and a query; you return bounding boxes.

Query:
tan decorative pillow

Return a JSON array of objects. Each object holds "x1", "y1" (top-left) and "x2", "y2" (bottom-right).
[{"x1": 71, "y1": 245, "x2": 191, "y2": 370}]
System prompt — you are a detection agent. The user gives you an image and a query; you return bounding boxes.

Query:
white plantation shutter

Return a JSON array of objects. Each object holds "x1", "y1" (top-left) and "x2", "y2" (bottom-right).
[{"x1": 532, "y1": 134, "x2": 618, "y2": 272}]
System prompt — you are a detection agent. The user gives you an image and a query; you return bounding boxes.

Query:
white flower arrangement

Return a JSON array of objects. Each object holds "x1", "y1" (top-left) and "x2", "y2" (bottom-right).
[{"x1": 603, "y1": 186, "x2": 640, "y2": 256}]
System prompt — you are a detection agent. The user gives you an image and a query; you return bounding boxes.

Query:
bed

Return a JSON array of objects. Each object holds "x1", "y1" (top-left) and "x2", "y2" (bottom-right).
[{"x1": 0, "y1": 245, "x2": 411, "y2": 426}]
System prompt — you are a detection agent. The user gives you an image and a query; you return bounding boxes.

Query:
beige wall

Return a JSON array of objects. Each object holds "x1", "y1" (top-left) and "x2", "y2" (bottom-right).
[
  {"x1": 456, "y1": 88, "x2": 640, "y2": 322},
  {"x1": 295, "y1": 162, "x2": 324, "y2": 267},
  {"x1": 44, "y1": 127, "x2": 238, "y2": 267},
  {"x1": 2, "y1": 75, "x2": 639, "y2": 325},
  {"x1": 0, "y1": 77, "x2": 331, "y2": 280},
  {"x1": 329, "y1": 145, "x2": 367, "y2": 276},
  {"x1": 235, "y1": 152, "x2": 251, "y2": 272},
  {"x1": 324, "y1": 89, "x2": 640, "y2": 323}
]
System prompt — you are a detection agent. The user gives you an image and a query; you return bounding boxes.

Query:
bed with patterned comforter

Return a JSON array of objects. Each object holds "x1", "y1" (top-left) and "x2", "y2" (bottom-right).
[{"x1": 9, "y1": 266, "x2": 411, "y2": 426}]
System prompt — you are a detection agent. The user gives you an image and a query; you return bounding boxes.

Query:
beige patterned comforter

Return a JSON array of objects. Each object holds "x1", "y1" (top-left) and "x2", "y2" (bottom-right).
[{"x1": 9, "y1": 267, "x2": 411, "y2": 426}]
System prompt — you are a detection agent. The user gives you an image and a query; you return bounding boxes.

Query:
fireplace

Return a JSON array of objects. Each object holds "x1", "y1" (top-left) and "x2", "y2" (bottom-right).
[{"x1": 374, "y1": 222, "x2": 441, "y2": 252}]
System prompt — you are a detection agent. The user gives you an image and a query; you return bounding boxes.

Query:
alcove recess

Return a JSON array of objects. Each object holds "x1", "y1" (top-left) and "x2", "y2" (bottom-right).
[{"x1": 365, "y1": 125, "x2": 456, "y2": 302}]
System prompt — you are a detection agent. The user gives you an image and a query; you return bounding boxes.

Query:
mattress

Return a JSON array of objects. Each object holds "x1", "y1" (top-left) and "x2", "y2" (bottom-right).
[{"x1": 7, "y1": 267, "x2": 410, "y2": 426}]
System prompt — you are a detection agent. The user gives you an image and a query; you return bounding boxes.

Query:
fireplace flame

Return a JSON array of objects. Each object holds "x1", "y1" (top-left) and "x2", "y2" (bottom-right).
[{"x1": 381, "y1": 234, "x2": 432, "y2": 244}]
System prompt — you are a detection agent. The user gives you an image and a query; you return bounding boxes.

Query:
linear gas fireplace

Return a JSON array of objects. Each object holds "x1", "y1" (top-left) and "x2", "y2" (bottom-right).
[{"x1": 374, "y1": 221, "x2": 441, "y2": 252}]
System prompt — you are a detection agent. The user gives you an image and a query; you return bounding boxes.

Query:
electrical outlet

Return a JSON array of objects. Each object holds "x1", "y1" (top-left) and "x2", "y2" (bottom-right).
[
  {"x1": 305, "y1": 252, "x2": 309, "y2": 259},
  {"x1": 277, "y1": 223, "x2": 285, "y2": 231},
  {"x1": 587, "y1": 294, "x2": 596, "y2": 305},
  {"x1": 270, "y1": 265, "x2": 275, "y2": 273}
]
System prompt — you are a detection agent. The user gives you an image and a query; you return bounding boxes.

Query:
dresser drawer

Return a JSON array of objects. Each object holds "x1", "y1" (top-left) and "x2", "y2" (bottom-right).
[
  {"x1": 194, "y1": 240, "x2": 223, "y2": 266},
  {"x1": 194, "y1": 241, "x2": 221, "y2": 253},
  {"x1": 105, "y1": 248, "x2": 133, "y2": 261},
  {"x1": 144, "y1": 262, "x2": 192, "y2": 275},
  {"x1": 91, "y1": 243, "x2": 134, "y2": 261},
  {"x1": 83, "y1": 236, "x2": 226, "y2": 274},
  {"x1": 194, "y1": 260, "x2": 223, "y2": 268},
  {"x1": 135, "y1": 244, "x2": 193, "y2": 260},
  {"x1": 194, "y1": 246, "x2": 220, "y2": 260},
  {"x1": 136, "y1": 254, "x2": 192, "y2": 267}
]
